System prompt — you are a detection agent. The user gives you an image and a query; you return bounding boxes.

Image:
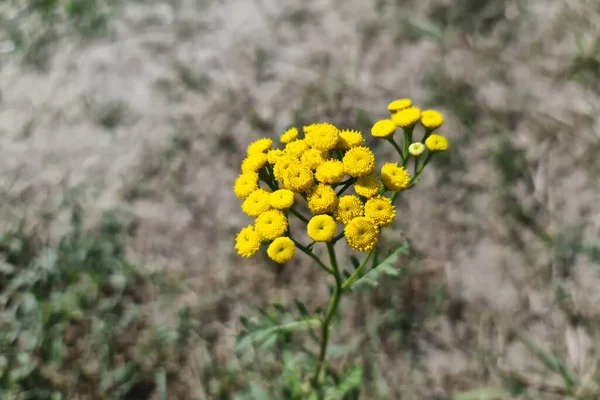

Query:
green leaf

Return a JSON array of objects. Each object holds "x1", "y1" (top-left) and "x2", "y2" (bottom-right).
[
  {"x1": 236, "y1": 319, "x2": 320, "y2": 352},
  {"x1": 350, "y1": 255, "x2": 360, "y2": 269},
  {"x1": 294, "y1": 300, "x2": 309, "y2": 317},
  {"x1": 155, "y1": 370, "x2": 168, "y2": 400},
  {"x1": 325, "y1": 366, "x2": 362, "y2": 400},
  {"x1": 405, "y1": 18, "x2": 444, "y2": 42},
  {"x1": 453, "y1": 388, "x2": 510, "y2": 400},
  {"x1": 249, "y1": 382, "x2": 271, "y2": 400},
  {"x1": 351, "y1": 244, "x2": 408, "y2": 290}
]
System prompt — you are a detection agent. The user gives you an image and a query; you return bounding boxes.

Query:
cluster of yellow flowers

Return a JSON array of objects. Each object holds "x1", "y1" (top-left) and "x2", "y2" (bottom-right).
[{"x1": 234, "y1": 98, "x2": 448, "y2": 263}]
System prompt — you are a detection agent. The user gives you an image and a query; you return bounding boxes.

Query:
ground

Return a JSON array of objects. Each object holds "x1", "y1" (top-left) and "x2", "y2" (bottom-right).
[{"x1": 1, "y1": 0, "x2": 600, "y2": 398}]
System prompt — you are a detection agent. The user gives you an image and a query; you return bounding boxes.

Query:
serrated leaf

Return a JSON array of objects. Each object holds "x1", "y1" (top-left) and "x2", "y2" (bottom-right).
[
  {"x1": 350, "y1": 244, "x2": 408, "y2": 290},
  {"x1": 325, "y1": 366, "x2": 362, "y2": 400},
  {"x1": 236, "y1": 319, "x2": 320, "y2": 352}
]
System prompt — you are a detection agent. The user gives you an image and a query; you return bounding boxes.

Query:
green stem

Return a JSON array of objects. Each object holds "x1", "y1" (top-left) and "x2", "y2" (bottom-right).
[
  {"x1": 332, "y1": 232, "x2": 345, "y2": 244},
  {"x1": 387, "y1": 138, "x2": 405, "y2": 164},
  {"x1": 336, "y1": 178, "x2": 356, "y2": 196},
  {"x1": 289, "y1": 207, "x2": 309, "y2": 224},
  {"x1": 292, "y1": 239, "x2": 333, "y2": 275},
  {"x1": 341, "y1": 249, "x2": 374, "y2": 291},
  {"x1": 311, "y1": 243, "x2": 343, "y2": 387}
]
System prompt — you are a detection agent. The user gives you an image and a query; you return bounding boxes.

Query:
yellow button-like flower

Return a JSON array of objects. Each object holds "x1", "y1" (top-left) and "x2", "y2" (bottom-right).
[
  {"x1": 267, "y1": 236, "x2": 296, "y2": 263},
  {"x1": 280, "y1": 127, "x2": 299, "y2": 144},
  {"x1": 235, "y1": 225, "x2": 261, "y2": 257},
  {"x1": 425, "y1": 134, "x2": 448, "y2": 152},
  {"x1": 305, "y1": 123, "x2": 340, "y2": 151},
  {"x1": 301, "y1": 148, "x2": 328, "y2": 170},
  {"x1": 241, "y1": 153, "x2": 268, "y2": 174},
  {"x1": 273, "y1": 155, "x2": 298, "y2": 183},
  {"x1": 307, "y1": 215, "x2": 337, "y2": 242},
  {"x1": 335, "y1": 195, "x2": 364, "y2": 224},
  {"x1": 247, "y1": 138, "x2": 273, "y2": 155},
  {"x1": 354, "y1": 175, "x2": 381, "y2": 198},
  {"x1": 371, "y1": 119, "x2": 397, "y2": 139},
  {"x1": 338, "y1": 129, "x2": 364, "y2": 150},
  {"x1": 307, "y1": 184, "x2": 338, "y2": 215},
  {"x1": 267, "y1": 149, "x2": 285, "y2": 165},
  {"x1": 408, "y1": 142, "x2": 425, "y2": 157},
  {"x1": 364, "y1": 195, "x2": 396, "y2": 227},
  {"x1": 342, "y1": 147, "x2": 376, "y2": 177},
  {"x1": 387, "y1": 98, "x2": 412, "y2": 113},
  {"x1": 344, "y1": 217, "x2": 379, "y2": 252},
  {"x1": 255, "y1": 210, "x2": 288, "y2": 241},
  {"x1": 233, "y1": 172, "x2": 259, "y2": 199},
  {"x1": 242, "y1": 189, "x2": 272, "y2": 217},
  {"x1": 285, "y1": 139, "x2": 309, "y2": 158},
  {"x1": 270, "y1": 189, "x2": 295, "y2": 210},
  {"x1": 420, "y1": 110, "x2": 444, "y2": 130},
  {"x1": 315, "y1": 160, "x2": 345, "y2": 185},
  {"x1": 282, "y1": 164, "x2": 314, "y2": 193},
  {"x1": 391, "y1": 106, "x2": 421, "y2": 128},
  {"x1": 380, "y1": 163, "x2": 410, "y2": 191}
]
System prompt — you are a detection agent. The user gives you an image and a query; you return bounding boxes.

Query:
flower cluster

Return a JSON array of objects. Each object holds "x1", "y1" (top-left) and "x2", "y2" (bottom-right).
[{"x1": 234, "y1": 98, "x2": 448, "y2": 263}]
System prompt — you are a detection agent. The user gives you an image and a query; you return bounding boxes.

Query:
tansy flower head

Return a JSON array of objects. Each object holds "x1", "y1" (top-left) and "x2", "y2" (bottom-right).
[
  {"x1": 307, "y1": 215, "x2": 337, "y2": 242},
  {"x1": 285, "y1": 139, "x2": 309, "y2": 158},
  {"x1": 344, "y1": 217, "x2": 379, "y2": 252},
  {"x1": 305, "y1": 123, "x2": 340, "y2": 151},
  {"x1": 380, "y1": 163, "x2": 410, "y2": 191},
  {"x1": 234, "y1": 172, "x2": 259, "y2": 199},
  {"x1": 387, "y1": 98, "x2": 412, "y2": 112},
  {"x1": 335, "y1": 195, "x2": 364, "y2": 224},
  {"x1": 338, "y1": 129, "x2": 364, "y2": 150},
  {"x1": 247, "y1": 138, "x2": 273, "y2": 155},
  {"x1": 364, "y1": 196, "x2": 396, "y2": 227},
  {"x1": 270, "y1": 189, "x2": 295, "y2": 210},
  {"x1": 255, "y1": 210, "x2": 288, "y2": 241},
  {"x1": 307, "y1": 184, "x2": 338, "y2": 215},
  {"x1": 241, "y1": 153, "x2": 268, "y2": 174},
  {"x1": 242, "y1": 189, "x2": 272, "y2": 217},
  {"x1": 425, "y1": 134, "x2": 448, "y2": 152},
  {"x1": 408, "y1": 142, "x2": 425, "y2": 157},
  {"x1": 267, "y1": 149, "x2": 285, "y2": 165},
  {"x1": 354, "y1": 175, "x2": 381, "y2": 198},
  {"x1": 301, "y1": 148, "x2": 328, "y2": 170},
  {"x1": 315, "y1": 160, "x2": 345, "y2": 184},
  {"x1": 273, "y1": 155, "x2": 298, "y2": 183},
  {"x1": 391, "y1": 106, "x2": 421, "y2": 128},
  {"x1": 282, "y1": 164, "x2": 314, "y2": 193},
  {"x1": 420, "y1": 110, "x2": 444, "y2": 130},
  {"x1": 371, "y1": 119, "x2": 397, "y2": 139},
  {"x1": 342, "y1": 147, "x2": 376, "y2": 177},
  {"x1": 235, "y1": 225, "x2": 261, "y2": 257},
  {"x1": 267, "y1": 237, "x2": 296, "y2": 264},
  {"x1": 280, "y1": 127, "x2": 299, "y2": 144}
]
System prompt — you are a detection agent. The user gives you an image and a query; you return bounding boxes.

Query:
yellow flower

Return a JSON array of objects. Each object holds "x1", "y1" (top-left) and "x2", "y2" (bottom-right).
[
  {"x1": 241, "y1": 153, "x2": 268, "y2": 173},
  {"x1": 315, "y1": 160, "x2": 345, "y2": 184},
  {"x1": 354, "y1": 175, "x2": 381, "y2": 198},
  {"x1": 387, "y1": 98, "x2": 412, "y2": 112},
  {"x1": 380, "y1": 163, "x2": 410, "y2": 191},
  {"x1": 267, "y1": 149, "x2": 285, "y2": 165},
  {"x1": 233, "y1": 172, "x2": 259, "y2": 199},
  {"x1": 425, "y1": 134, "x2": 448, "y2": 152},
  {"x1": 273, "y1": 155, "x2": 298, "y2": 183},
  {"x1": 335, "y1": 195, "x2": 364, "y2": 224},
  {"x1": 307, "y1": 215, "x2": 337, "y2": 242},
  {"x1": 255, "y1": 210, "x2": 288, "y2": 241},
  {"x1": 267, "y1": 237, "x2": 296, "y2": 263},
  {"x1": 342, "y1": 147, "x2": 376, "y2": 177},
  {"x1": 344, "y1": 217, "x2": 379, "y2": 252},
  {"x1": 242, "y1": 189, "x2": 272, "y2": 217},
  {"x1": 270, "y1": 189, "x2": 295, "y2": 210},
  {"x1": 285, "y1": 139, "x2": 309, "y2": 158},
  {"x1": 338, "y1": 129, "x2": 364, "y2": 150},
  {"x1": 391, "y1": 106, "x2": 421, "y2": 128},
  {"x1": 235, "y1": 225, "x2": 261, "y2": 257},
  {"x1": 305, "y1": 123, "x2": 340, "y2": 151},
  {"x1": 301, "y1": 148, "x2": 328, "y2": 170},
  {"x1": 420, "y1": 110, "x2": 444, "y2": 130},
  {"x1": 364, "y1": 196, "x2": 396, "y2": 227},
  {"x1": 307, "y1": 184, "x2": 338, "y2": 215},
  {"x1": 247, "y1": 138, "x2": 273, "y2": 155},
  {"x1": 408, "y1": 142, "x2": 425, "y2": 157},
  {"x1": 280, "y1": 127, "x2": 299, "y2": 144},
  {"x1": 282, "y1": 164, "x2": 314, "y2": 193},
  {"x1": 371, "y1": 119, "x2": 397, "y2": 139}
]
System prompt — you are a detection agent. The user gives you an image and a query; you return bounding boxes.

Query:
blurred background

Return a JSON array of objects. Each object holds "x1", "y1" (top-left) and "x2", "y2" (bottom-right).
[{"x1": 1, "y1": 0, "x2": 600, "y2": 399}]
